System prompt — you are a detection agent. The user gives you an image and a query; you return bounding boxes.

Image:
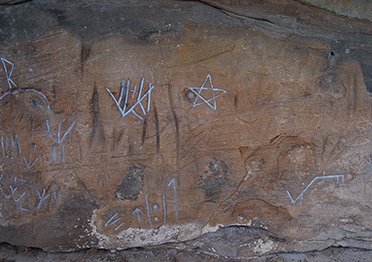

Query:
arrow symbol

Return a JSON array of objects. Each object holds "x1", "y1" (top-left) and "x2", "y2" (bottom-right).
[
  {"x1": 132, "y1": 208, "x2": 143, "y2": 222},
  {"x1": 23, "y1": 155, "x2": 38, "y2": 170},
  {"x1": 168, "y1": 178, "x2": 176, "y2": 190},
  {"x1": 167, "y1": 178, "x2": 179, "y2": 222}
]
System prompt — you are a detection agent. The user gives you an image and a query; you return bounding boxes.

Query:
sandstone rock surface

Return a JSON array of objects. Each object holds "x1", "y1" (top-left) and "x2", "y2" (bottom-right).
[{"x1": 0, "y1": 0, "x2": 371, "y2": 258}]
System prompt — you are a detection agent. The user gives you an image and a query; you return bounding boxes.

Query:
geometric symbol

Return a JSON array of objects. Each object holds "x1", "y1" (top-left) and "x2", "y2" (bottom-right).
[
  {"x1": 144, "y1": 193, "x2": 167, "y2": 227},
  {"x1": 106, "y1": 77, "x2": 155, "y2": 121},
  {"x1": 36, "y1": 189, "x2": 49, "y2": 210},
  {"x1": 187, "y1": 73, "x2": 226, "y2": 111},
  {"x1": 286, "y1": 174, "x2": 344, "y2": 204},
  {"x1": 132, "y1": 207, "x2": 143, "y2": 222},
  {"x1": 23, "y1": 144, "x2": 38, "y2": 170},
  {"x1": 0, "y1": 88, "x2": 52, "y2": 111},
  {"x1": 46, "y1": 120, "x2": 76, "y2": 162},
  {"x1": 104, "y1": 212, "x2": 124, "y2": 231},
  {"x1": 167, "y1": 178, "x2": 179, "y2": 222},
  {"x1": 1, "y1": 57, "x2": 17, "y2": 90},
  {"x1": 23, "y1": 154, "x2": 38, "y2": 170}
]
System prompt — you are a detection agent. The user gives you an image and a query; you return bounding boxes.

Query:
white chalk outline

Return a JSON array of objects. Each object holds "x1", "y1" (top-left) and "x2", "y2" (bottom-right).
[
  {"x1": 36, "y1": 189, "x2": 49, "y2": 210},
  {"x1": 168, "y1": 178, "x2": 179, "y2": 222},
  {"x1": 187, "y1": 73, "x2": 226, "y2": 111},
  {"x1": 162, "y1": 192, "x2": 167, "y2": 225},
  {"x1": 144, "y1": 193, "x2": 168, "y2": 226},
  {"x1": 0, "y1": 135, "x2": 21, "y2": 158},
  {"x1": 11, "y1": 176, "x2": 27, "y2": 185},
  {"x1": 23, "y1": 153, "x2": 38, "y2": 170},
  {"x1": 0, "y1": 185, "x2": 26, "y2": 203},
  {"x1": 286, "y1": 175, "x2": 344, "y2": 204},
  {"x1": 46, "y1": 120, "x2": 75, "y2": 162},
  {"x1": 145, "y1": 194, "x2": 153, "y2": 226},
  {"x1": 106, "y1": 77, "x2": 155, "y2": 121},
  {"x1": 104, "y1": 212, "x2": 124, "y2": 231},
  {"x1": 132, "y1": 207, "x2": 143, "y2": 223},
  {"x1": 1, "y1": 57, "x2": 16, "y2": 90},
  {"x1": 0, "y1": 88, "x2": 51, "y2": 111},
  {"x1": 18, "y1": 205, "x2": 29, "y2": 213}
]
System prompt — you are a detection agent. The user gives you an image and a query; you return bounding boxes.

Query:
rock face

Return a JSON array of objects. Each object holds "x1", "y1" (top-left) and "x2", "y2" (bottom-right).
[
  {"x1": 300, "y1": 0, "x2": 372, "y2": 21},
  {"x1": 0, "y1": 0, "x2": 372, "y2": 257}
]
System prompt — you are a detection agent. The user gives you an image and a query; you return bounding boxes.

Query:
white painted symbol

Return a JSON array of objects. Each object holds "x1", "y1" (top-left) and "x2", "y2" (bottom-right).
[
  {"x1": 1, "y1": 187, "x2": 12, "y2": 200},
  {"x1": 11, "y1": 176, "x2": 27, "y2": 185},
  {"x1": 20, "y1": 143, "x2": 38, "y2": 170},
  {"x1": 18, "y1": 205, "x2": 29, "y2": 213},
  {"x1": 144, "y1": 193, "x2": 167, "y2": 226},
  {"x1": 167, "y1": 178, "x2": 179, "y2": 222},
  {"x1": 104, "y1": 212, "x2": 124, "y2": 231},
  {"x1": 0, "y1": 135, "x2": 21, "y2": 158},
  {"x1": 0, "y1": 184, "x2": 29, "y2": 215},
  {"x1": 132, "y1": 208, "x2": 143, "y2": 222},
  {"x1": 187, "y1": 73, "x2": 226, "y2": 111},
  {"x1": 145, "y1": 194, "x2": 153, "y2": 226},
  {"x1": 23, "y1": 154, "x2": 38, "y2": 170},
  {"x1": 0, "y1": 88, "x2": 51, "y2": 111},
  {"x1": 11, "y1": 186, "x2": 25, "y2": 203},
  {"x1": 106, "y1": 77, "x2": 155, "y2": 121},
  {"x1": 14, "y1": 135, "x2": 21, "y2": 155},
  {"x1": 162, "y1": 192, "x2": 167, "y2": 225},
  {"x1": 46, "y1": 120, "x2": 75, "y2": 162},
  {"x1": 0, "y1": 137, "x2": 4, "y2": 158},
  {"x1": 36, "y1": 189, "x2": 49, "y2": 210},
  {"x1": 1, "y1": 57, "x2": 16, "y2": 90},
  {"x1": 1, "y1": 185, "x2": 26, "y2": 203},
  {"x1": 52, "y1": 191, "x2": 59, "y2": 202},
  {"x1": 286, "y1": 175, "x2": 344, "y2": 204}
]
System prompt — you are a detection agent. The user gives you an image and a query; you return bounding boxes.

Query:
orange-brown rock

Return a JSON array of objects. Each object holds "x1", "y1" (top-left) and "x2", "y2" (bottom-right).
[{"x1": 0, "y1": 0, "x2": 371, "y2": 256}]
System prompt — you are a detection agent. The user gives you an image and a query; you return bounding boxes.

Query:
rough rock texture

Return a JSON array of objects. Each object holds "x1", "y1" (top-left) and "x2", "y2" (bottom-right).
[
  {"x1": 0, "y1": 0, "x2": 30, "y2": 4},
  {"x1": 0, "y1": 0, "x2": 372, "y2": 259},
  {"x1": 300, "y1": 0, "x2": 372, "y2": 21},
  {"x1": 1, "y1": 242, "x2": 372, "y2": 262}
]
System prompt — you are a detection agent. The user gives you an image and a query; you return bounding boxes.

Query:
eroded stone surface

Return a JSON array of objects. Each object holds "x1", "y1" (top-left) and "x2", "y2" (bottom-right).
[
  {"x1": 0, "y1": 0, "x2": 371, "y2": 256},
  {"x1": 115, "y1": 164, "x2": 145, "y2": 200},
  {"x1": 300, "y1": 0, "x2": 372, "y2": 21}
]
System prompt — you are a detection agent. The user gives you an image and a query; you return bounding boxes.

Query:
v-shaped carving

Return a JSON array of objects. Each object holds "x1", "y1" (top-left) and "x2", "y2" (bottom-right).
[{"x1": 107, "y1": 77, "x2": 155, "y2": 121}]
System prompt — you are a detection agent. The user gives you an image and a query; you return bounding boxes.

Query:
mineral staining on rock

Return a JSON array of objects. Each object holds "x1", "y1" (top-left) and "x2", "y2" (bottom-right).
[
  {"x1": 198, "y1": 157, "x2": 232, "y2": 198},
  {"x1": 0, "y1": 0, "x2": 371, "y2": 256},
  {"x1": 115, "y1": 165, "x2": 144, "y2": 200}
]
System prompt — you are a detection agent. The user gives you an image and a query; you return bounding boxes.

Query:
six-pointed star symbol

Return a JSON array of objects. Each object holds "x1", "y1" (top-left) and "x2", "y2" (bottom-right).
[{"x1": 187, "y1": 73, "x2": 226, "y2": 111}]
